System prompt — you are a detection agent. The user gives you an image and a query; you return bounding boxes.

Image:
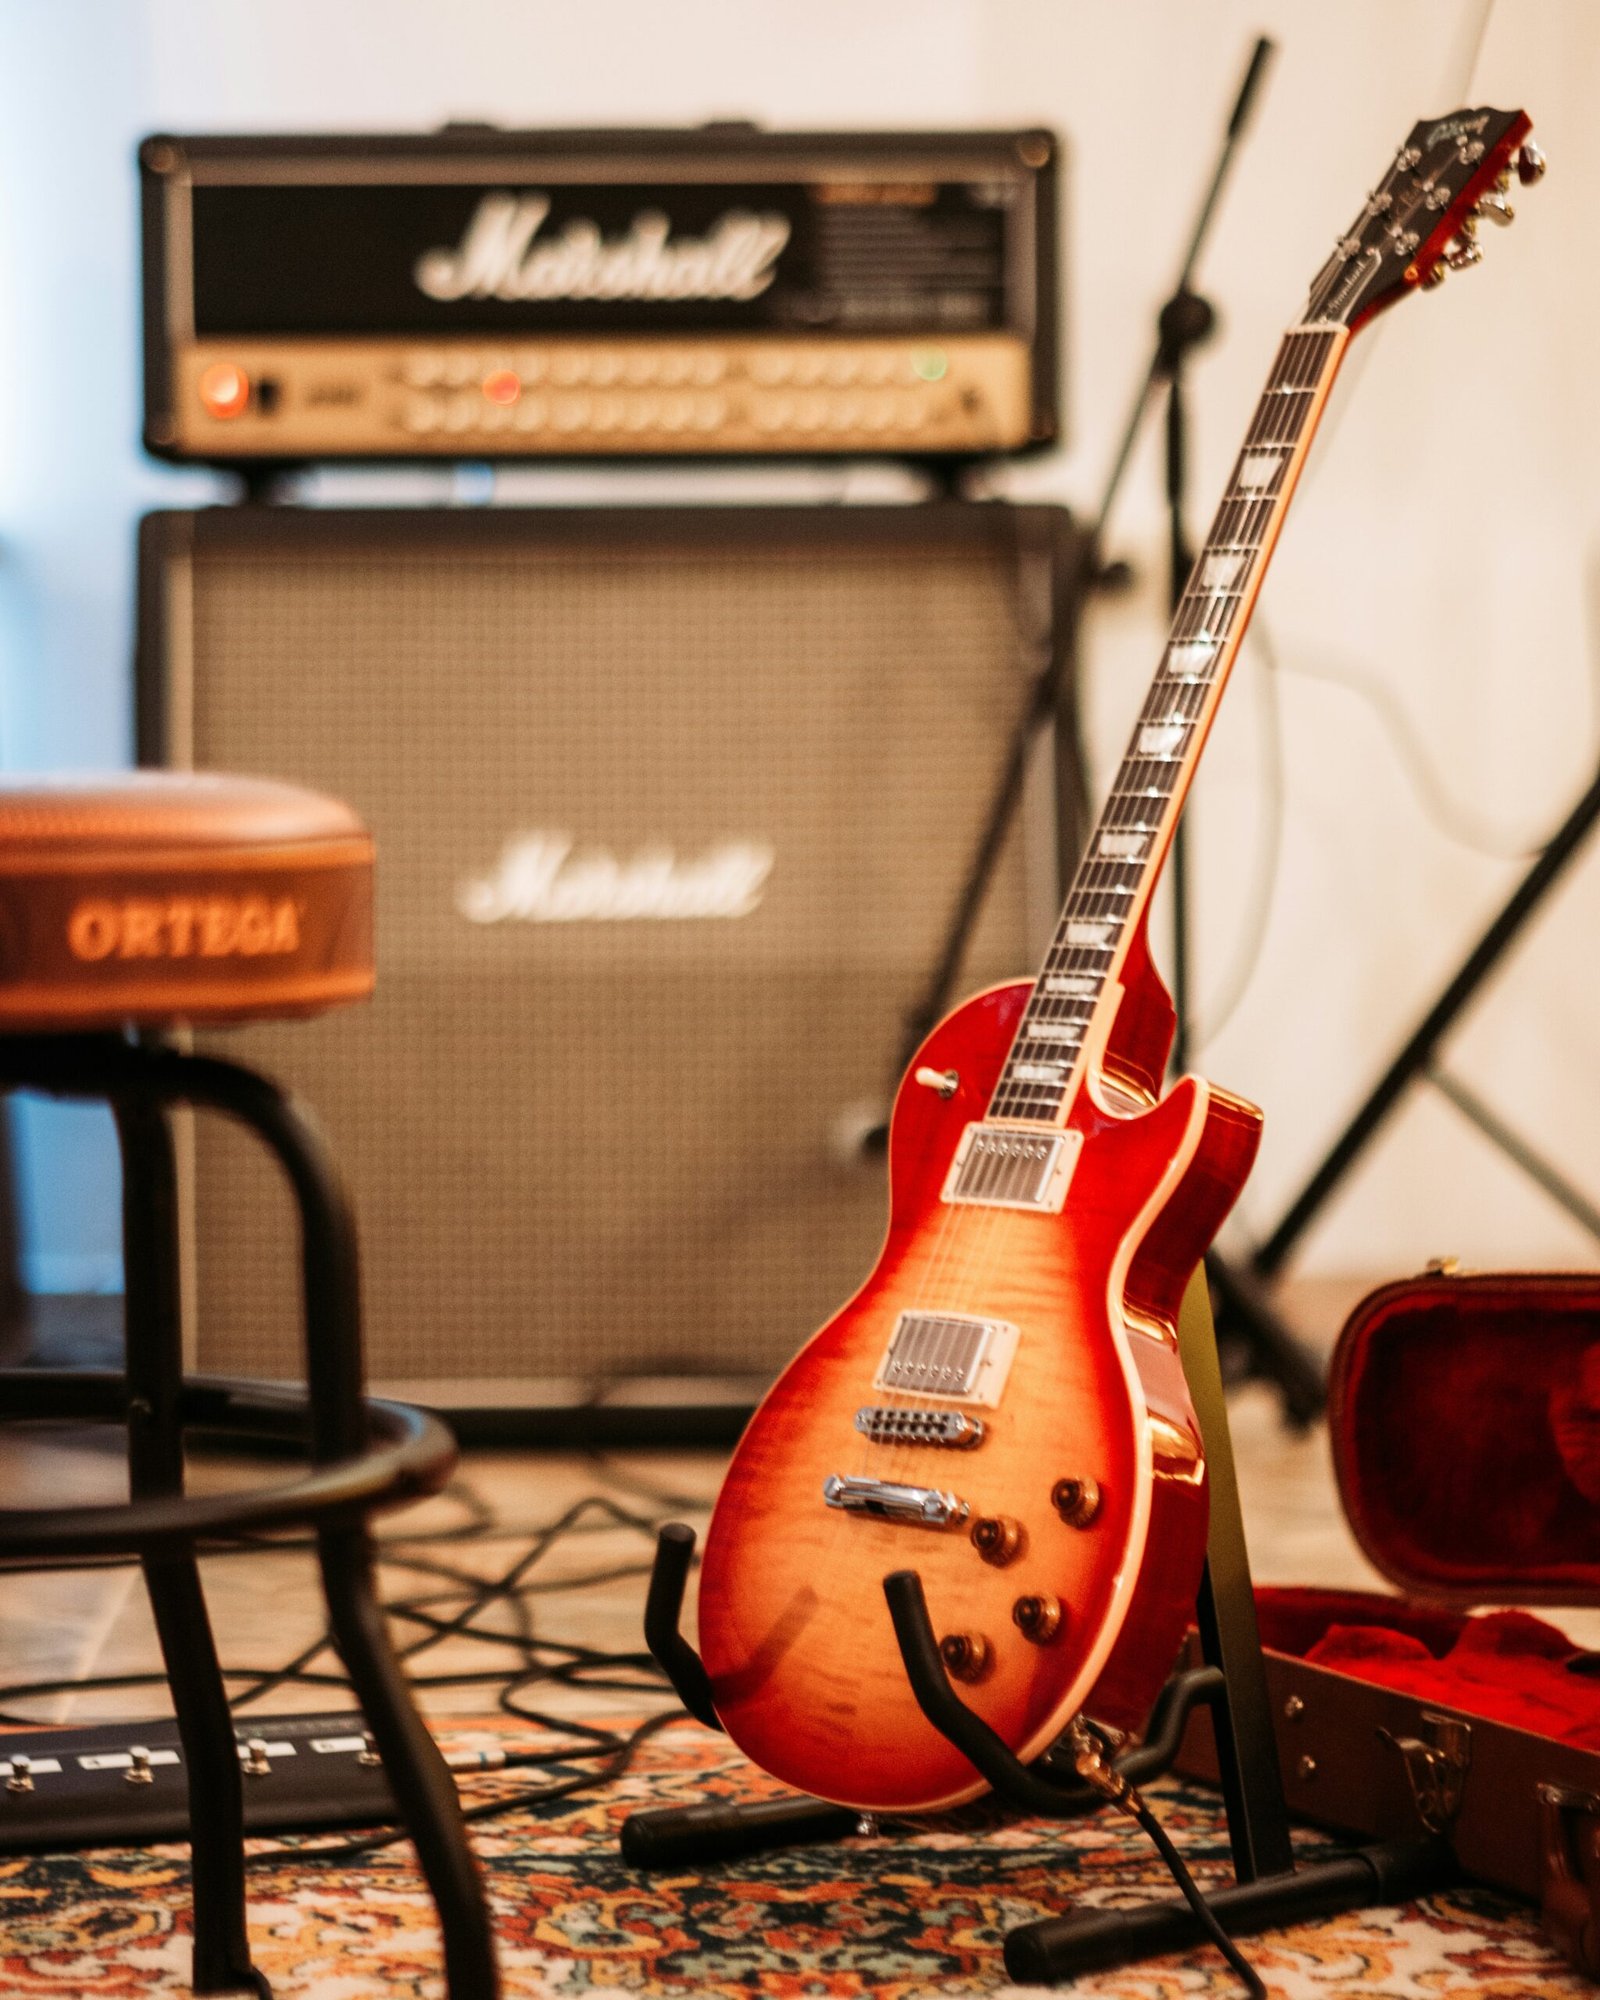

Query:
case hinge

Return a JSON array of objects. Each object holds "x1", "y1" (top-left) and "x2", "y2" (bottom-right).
[
  {"x1": 1376, "y1": 1710, "x2": 1471, "y2": 1835},
  {"x1": 1539, "y1": 1782, "x2": 1600, "y2": 1978}
]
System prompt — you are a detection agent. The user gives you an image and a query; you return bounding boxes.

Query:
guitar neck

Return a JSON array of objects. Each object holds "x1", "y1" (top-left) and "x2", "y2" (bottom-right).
[{"x1": 989, "y1": 320, "x2": 1349, "y2": 1124}]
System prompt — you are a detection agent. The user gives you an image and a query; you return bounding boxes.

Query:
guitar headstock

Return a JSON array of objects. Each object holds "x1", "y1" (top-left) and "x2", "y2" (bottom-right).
[{"x1": 1306, "y1": 107, "x2": 1541, "y2": 332}]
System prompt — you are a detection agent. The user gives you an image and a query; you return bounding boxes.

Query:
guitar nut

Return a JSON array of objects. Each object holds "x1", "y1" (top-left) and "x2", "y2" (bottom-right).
[
  {"x1": 970, "y1": 1515, "x2": 1023, "y2": 1566},
  {"x1": 1052, "y1": 1476, "x2": 1101, "y2": 1527},
  {"x1": 1012, "y1": 1593, "x2": 1063, "y2": 1644},
  {"x1": 939, "y1": 1632, "x2": 992, "y2": 1682}
]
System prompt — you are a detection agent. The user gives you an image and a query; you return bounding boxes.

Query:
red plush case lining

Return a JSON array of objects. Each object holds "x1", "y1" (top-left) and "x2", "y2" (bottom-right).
[
  {"x1": 1328, "y1": 1273, "x2": 1600, "y2": 1603},
  {"x1": 1254, "y1": 1586, "x2": 1600, "y2": 1749}
]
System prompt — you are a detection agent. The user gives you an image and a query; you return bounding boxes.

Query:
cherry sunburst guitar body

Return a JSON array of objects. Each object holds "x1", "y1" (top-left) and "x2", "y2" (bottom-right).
[
  {"x1": 700, "y1": 952, "x2": 1257, "y2": 1812},
  {"x1": 693, "y1": 101, "x2": 1537, "y2": 1818}
]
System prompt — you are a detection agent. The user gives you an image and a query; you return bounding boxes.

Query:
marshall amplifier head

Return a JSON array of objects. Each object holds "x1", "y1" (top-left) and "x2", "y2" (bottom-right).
[
  {"x1": 136, "y1": 501, "x2": 1081, "y2": 1431},
  {"x1": 139, "y1": 126, "x2": 1059, "y2": 466}
]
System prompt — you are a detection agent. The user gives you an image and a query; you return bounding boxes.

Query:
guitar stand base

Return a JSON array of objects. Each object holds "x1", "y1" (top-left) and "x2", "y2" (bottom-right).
[
  {"x1": 622, "y1": 1526, "x2": 1458, "y2": 1985},
  {"x1": 1003, "y1": 1838, "x2": 1455, "y2": 1981}
]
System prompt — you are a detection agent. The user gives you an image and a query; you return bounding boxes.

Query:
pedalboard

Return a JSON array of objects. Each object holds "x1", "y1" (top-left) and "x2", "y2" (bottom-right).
[{"x1": 0, "y1": 1711, "x2": 404, "y2": 1853}]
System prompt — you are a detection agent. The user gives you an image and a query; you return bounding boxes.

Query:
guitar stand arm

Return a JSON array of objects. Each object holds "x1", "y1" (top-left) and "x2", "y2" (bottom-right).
[
  {"x1": 882, "y1": 1568, "x2": 1223, "y2": 1815},
  {"x1": 643, "y1": 1522, "x2": 723, "y2": 1731},
  {"x1": 623, "y1": 1523, "x2": 863, "y2": 1868}
]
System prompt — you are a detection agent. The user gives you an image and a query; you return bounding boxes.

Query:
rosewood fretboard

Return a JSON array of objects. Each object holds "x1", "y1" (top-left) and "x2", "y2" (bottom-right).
[{"x1": 989, "y1": 322, "x2": 1346, "y2": 1124}]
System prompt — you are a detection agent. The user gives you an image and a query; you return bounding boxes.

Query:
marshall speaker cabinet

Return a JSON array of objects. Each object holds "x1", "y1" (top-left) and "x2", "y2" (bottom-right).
[
  {"x1": 137, "y1": 502, "x2": 1082, "y2": 1430},
  {"x1": 139, "y1": 126, "x2": 1059, "y2": 466}
]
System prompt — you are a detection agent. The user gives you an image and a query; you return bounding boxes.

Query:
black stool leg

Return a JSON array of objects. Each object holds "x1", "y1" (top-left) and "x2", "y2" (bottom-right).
[
  {"x1": 115, "y1": 1093, "x2": 266, "y2": 2000},
  {"x1": 231, "y1": 1069, "x2": 500, "y2": 2000}
]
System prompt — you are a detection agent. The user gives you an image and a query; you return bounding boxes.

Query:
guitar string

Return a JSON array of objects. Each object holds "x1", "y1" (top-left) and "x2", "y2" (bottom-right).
[
  {"x1": 868, "y1": 327, "x2": 1320, "y2": 1497},
  {"x1": 861, "y1": 129, "x2": 1425, "y2": 1496},
  {"x1": 873, "y1": 329, "x2": 1326, "y2": 1507}
]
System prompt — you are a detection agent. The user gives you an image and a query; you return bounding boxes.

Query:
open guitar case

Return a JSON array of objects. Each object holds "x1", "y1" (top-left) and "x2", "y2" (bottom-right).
[{"x1": 621, "y1": 1269, "x2": 1594, "y2": 1985}]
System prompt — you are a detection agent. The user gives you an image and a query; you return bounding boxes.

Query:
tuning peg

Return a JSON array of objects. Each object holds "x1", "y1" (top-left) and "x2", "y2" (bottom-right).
[
  {"x1": 1419, "y1": 261, "x2": 1447, "y2": 290},
  {"x1": 1477, "y1": 188, "x2": 1515, "y2": 227},
  {"x1": 1517, "y1": 141, "x2": 1547, "y2": 185},
  {"x1": 1445, "y1": 238, "x2": 1484, "y2": 272}
]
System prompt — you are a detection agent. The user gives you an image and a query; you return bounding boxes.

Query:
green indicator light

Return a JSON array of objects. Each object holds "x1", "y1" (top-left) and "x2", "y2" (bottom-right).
[{"x1": 912, "y1": 348, "x2": 948, "y2": 382}]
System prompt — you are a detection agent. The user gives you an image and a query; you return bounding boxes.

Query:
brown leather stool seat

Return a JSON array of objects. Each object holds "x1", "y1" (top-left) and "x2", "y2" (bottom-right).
[{"x1": 0, "y1": 772, "x2": 373, "y2": 1029}]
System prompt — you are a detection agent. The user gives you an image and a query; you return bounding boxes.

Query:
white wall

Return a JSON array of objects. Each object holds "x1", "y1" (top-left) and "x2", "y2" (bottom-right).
[{"x1": 0, "y1": 0, "x2": 1594, "y2": 1286}]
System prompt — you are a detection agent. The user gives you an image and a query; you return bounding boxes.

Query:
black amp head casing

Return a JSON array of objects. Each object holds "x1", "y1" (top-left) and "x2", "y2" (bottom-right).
[
  {"x1": 139, "y1": 126, "x2": 1060, "y2": 467},
  {"x1": 137, "y1": 502, "x2": 1082, "y2": 1435}
]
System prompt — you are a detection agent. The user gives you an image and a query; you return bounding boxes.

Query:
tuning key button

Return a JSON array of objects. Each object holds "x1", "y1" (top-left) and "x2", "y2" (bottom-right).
[
  {"x1": 1517, "y1": 142, "x2": 1547, "y2": 185},
  {"x1": 1013, "y1": 1594, "x2": 1063, "y2": 1644},
  {"x1": 940, "y1": 1631, "x2": 992, "y2": 1682},
  {"x1": 1445, "y1": 240, "x2": 1484, "y2": 272},
  {"x1": 1477, "y1": 190, "x2": 1515, "y2": 227},
  {"x1": 1420, "y1": 262, "x2": 1448, "y2": 290},
  {"x1": 970, "y1": 1515, "x2": 1023, "y2": 1566},
  {"x1": 1052, "y1": 1475, "x2": 1102, "y2": 1527}
]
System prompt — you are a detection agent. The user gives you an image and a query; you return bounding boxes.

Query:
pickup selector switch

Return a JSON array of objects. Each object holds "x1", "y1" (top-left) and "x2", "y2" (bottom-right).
[
  {"x1": 6, "y1": 1755, "x2": 34, "y2": 1795},
  {"x1": 242, "y1": 1738, "x2": 272, "y2": 1778},
  {"x1": 125, "y1": 1747, "x2": 154, "y2": 1787}
]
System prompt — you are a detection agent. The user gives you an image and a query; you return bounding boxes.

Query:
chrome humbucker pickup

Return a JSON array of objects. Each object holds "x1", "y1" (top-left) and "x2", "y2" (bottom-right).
[
  {"x1": 854, "y1": 1406, "x2": 984, "y2": 1448},
  {"x1": 872, "y1": 1310, "x2": 1018, "y2": 1409},
  {"x1": 942, "y1": 1123, "x2": 1080, "y2": 1211}
]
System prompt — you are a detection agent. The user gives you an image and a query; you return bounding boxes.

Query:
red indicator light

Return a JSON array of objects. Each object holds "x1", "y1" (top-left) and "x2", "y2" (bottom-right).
[
  {"x1": 481, "y1": 368, "x2": 521, "y2": 407},
  {"x1": 198, "y1": 362, "x2": 251, "y2": 419}
]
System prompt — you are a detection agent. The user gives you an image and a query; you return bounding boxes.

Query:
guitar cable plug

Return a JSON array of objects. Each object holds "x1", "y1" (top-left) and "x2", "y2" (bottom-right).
[{"x1": 1066, "y1": 1715, "x2": 1266, "y2": 2000}]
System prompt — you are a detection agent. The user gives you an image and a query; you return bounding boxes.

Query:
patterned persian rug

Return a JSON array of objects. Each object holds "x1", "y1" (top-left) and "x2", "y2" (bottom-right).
[{"x1": 0, "y1": 1716, "x2": 1586, "y2": 1997}]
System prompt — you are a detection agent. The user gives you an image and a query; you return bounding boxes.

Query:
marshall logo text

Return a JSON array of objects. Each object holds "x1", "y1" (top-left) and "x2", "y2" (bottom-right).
[
  {"x1": 414, "y1": 192, "x2": 791, "y2": 305},
  {"x1": 67, "y1": 895, "x2": 302, "y2": 962},
  {"x1": 457, "y1": 834, "x2": 774, "y2": 924}
]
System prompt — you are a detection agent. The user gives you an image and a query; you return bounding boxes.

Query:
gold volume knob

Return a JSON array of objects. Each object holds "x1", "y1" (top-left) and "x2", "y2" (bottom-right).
[
  {"x1": 1012, "y1": 1594, "x2": 1063, "y2": 1644},
  {"x1": 939, "y1": 1632, "x2": 992, "y2": 1682},
  {"x1": 970, "y1": 1515, "x2": 1023, "y2": 1566},
  {"x1": 1052, "y1": 1476, "x2": 1101, "y2": 1527}
]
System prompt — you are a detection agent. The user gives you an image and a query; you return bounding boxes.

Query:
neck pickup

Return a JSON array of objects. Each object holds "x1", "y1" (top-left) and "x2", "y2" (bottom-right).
[{"x1": 942, "y1": 1124, "x2": 1081, "y2": 1212}]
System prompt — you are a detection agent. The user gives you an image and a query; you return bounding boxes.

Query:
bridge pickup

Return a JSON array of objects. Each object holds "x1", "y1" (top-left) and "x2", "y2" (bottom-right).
[
  {"x1": 854, "y1": 1406, "x2": 984, "y2": 1448},
  {"x1": 873, "y1": 1309, "x2": 1018, "y2": 1408},
  {"x1": 943, "y1": 1124, "x2": 1080, "y2": 1211},
  {"x1": 822, "y1": 1474, "x2": 969, "y2": 1527}
]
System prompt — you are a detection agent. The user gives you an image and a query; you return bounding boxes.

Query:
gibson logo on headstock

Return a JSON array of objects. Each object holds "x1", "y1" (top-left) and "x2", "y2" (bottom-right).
[
  {"x1": 414, "y1": 192, "x2": 791, "y2": 304},
  {"x1": 1425, "y1": 112, "x2": 1490, "y2": 148},
  {"x1": 457, "y1": 833, "x2": 774, "y2": 923}
]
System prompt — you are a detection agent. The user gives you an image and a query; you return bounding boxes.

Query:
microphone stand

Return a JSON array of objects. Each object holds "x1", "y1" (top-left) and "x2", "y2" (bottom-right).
[{"x1": 887, "y1": 34, "x2": 1325, "y2": 1424}]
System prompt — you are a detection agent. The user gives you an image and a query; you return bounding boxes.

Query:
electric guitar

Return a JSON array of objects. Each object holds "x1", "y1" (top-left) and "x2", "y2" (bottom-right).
[{"x1": 698, "y1": 105, "x2": 1541, "y2": 1813}]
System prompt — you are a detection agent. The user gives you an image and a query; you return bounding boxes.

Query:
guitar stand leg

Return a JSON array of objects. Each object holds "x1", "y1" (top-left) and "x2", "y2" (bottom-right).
[
  {"x1": 622, "y1": 1524, "x2": 860, "y2": 1869},
  {"x1": 881, "y1": 1568, "x2": 1457, "y2": 1984}
]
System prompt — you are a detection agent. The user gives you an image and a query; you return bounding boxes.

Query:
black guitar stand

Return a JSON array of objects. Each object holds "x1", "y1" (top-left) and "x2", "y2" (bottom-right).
[{"x1": 618, "y1": 1276, "x2": 1453, "y2": 1983}]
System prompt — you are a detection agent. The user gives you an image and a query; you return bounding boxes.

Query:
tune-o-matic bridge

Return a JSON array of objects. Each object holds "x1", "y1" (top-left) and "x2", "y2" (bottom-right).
[
  {"x1": 942, "y1": 1124, "x2": 1080, "y2": 1212},
  {"x1": 854, "y1": 1407, "x2": 984, "y2": 1448},
  {"x1": 822, "y1": 1474, "x2": 969, "y2": 1527}
]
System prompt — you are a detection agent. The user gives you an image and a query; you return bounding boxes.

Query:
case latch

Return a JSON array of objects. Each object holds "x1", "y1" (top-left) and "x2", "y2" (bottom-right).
[
  {"x1": 1376, "y1": 1711, "x2": 1471, "y2": 1834},
  {"x1": 1539, "y1": 1782, "x2": 1600, "y2": 1978}
]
